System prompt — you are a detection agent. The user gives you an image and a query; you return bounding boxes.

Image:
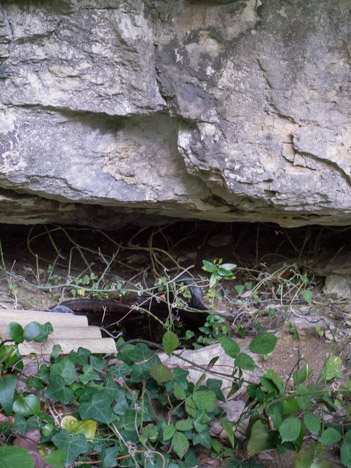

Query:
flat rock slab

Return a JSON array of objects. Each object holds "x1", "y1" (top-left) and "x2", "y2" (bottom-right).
[{"x1": 0, "y1": 309, "x2": 116, "y2": 355}]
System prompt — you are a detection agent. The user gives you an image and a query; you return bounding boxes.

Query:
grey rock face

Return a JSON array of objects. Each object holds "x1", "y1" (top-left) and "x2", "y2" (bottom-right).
[{"x1": 0, "y1": 0, "x2": 350, "y2": 227}]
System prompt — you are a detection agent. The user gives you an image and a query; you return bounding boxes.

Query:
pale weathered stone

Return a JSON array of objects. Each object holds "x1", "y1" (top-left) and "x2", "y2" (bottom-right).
[{"x1": 0, "y1": 0, "x2": 350, "y2": 227}]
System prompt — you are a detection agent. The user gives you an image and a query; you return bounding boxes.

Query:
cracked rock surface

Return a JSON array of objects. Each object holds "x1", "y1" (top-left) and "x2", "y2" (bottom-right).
[{"x1": 0, "y1": 0, "x2": 350, "y2": 227}]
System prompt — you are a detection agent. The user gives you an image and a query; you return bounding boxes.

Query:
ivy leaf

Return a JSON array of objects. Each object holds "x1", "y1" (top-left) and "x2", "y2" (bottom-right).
[
  {"x1": 249, "y1": 333, "x2": 277, "y2": 355},
  {"x1": 13, "y1": 394, "x2": 40, "y2": 417},
  {"x1": 100, "y1": 445, "x2": 119, "y2": 468},
  {"x1": 44, "y1": 450, "x2": 66, "y2": 468},
  {"x1": 279, "y1": 417, "x2": 301, "y2": 443},
  {"x1": 0, "y1": 446, "x2": 34, "y2": 468},
  {"x1": 44, "y1": 375, "x2": 74, "y2": 404},
  {"x1": 50, "y1": 357, "x2": 78, "y2": 386},
  {"x1": 319, "y1": 427, "x2": 341, "y2": 445},
  {"x1": 0, "y1": 375, "x2": 17, "y2": 415},
  {"x1": 162, "y1": 330, "x2": 179, "y2": 356},
  {"x1": 172, "y1": 431, "x2": 189, "y2": 459},
  {"x1": 112, "y1": 393, "x2": 129, "y2": 416},
  {"x1": 52, "y1": 430, "x2": 91, "y2": 466},
  {"x1": 61, "y1": 416, "x2": 97, "y2": 442},
  {"x1": 149, "y1": 364, "x2": 173, "y2": 383},
  {"x1": 24, "y1": 322, "x2": 53, "y2": 342},
  {"x1": 79, "y1": 365, "x2": 100, "y2": 385},
  {"x1": 193, "y1": 430, "x2": 212, "y2": 449},
  {"x1": 218, "y1": 336, "x2": 240, "y2": 358},
  {"x1": 13, "y1": 415, "x2": 38, "y2": 435},
  {"x1": 78, "y1": 391, "x2": 114, "y2": 424},
  {"x1": 248, "y1": 420, "x2": 268, "y2": 455},
  {"x1": 131, "y1": 343, "x2": 154, "y2": 362},
  {"x1": 8, "y1": 322, "x2": 24, "y2": 344}
]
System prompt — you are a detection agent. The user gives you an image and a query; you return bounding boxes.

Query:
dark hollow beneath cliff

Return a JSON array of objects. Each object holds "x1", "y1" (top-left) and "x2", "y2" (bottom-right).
[{"x1": 0, "y1": 221, "x2": 350, "y2": 344}]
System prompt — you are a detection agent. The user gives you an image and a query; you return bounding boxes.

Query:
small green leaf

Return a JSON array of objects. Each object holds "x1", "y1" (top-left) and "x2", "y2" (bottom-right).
[
  {"x1": 267, "y1": 405, "x2": 282, "y2": 430},
  {"x1": 261, "y1": 369, "x2": 284, "y2": 395},
  {"x1": 139, "y1": 424, "x2": 158, "y2": 444},
  {"x1": 303, "y1": 413, "x2": 321, "y2": 435},
  {"x1": 319, "y1": 427, "x2": 341, "y2": 445},
  {"x1": 220, "y1": 417, "x2": 235, "y2": 448},
  {"x1": 0, "y1": 446, "x2": 34, "y2": 468},
  {"x1": 321, "y1": 356, "x2": 344, "y2": 381},
  {"x1": 209, "y1": 273, "x2": 217, "y2": 288},
  {"x1": 193, "y1": 390, "x2": 216, "y2": 412},
  {"x1": 174, "y1": 381, "x2": 186, "y2": 400},
  {"x1": 162, "y1": 330, "x2": 180, "y2": 356},
  {"x1": 283, "y1": 398, "x2": 299, "y2": 415},
  {"x1": 8, "y1": 323, "x2": 24, "y2": 344},
  {"x1": 247, "y1": 420, "x2": 268, "y2": 455},
  {"x1": 185, "y1": 397, "x2": 197, "y2": 418},
  {"x1": 149, "y1": 364, "x2": 173, "y2": 383},
  {"x1": 220, "y1": 263, "x2": 237, "y2": 271},
  {"x1": 163, "y1": 424, "x2": 176, "y2": 441},
  {"x1": 294, "y1": 452, "x2": 314, "y2": 468},
  {"x1": 172, "y1": 431, "x2": 189, "y2": 459},
  {"x1": 294, "y1": 365, "x2": 312, "y2": 385},
  {"x1": 212, "y1": 438, "x2": 221, "y2": 455},
  {"x1": 301, "y1": 290, "x2": 312, "y2": 305},
  {"x1": 249, "y1": 333, "x2": 277, "y2": 355},
  {"x1": 202, "y1": 260, "x2": 217, "y2": 273},
  {"x1": 234, "y1": 352, "x2": 256, "y2": 371},
  {"x1": 295, "y1": 421, "x2": 306, "y2": 454},
  {"x1": 218, "y1": 336, "x2": 240, "y2": 358},
  {"x1": 341, "y1": 441, "x2": 351, "y2": 468},
  {"x1": 296, "y1": 384, "x2": 312, "y2": 410},
  {"x1": 279, "y1": 417, "x2": 301, "y2": 443},
  {"x1": 0, "y1": 374, "x2": 17, "y2": 415},
  {"x1": 175, "y1": 419, "x2": 193, "y2": 432}
]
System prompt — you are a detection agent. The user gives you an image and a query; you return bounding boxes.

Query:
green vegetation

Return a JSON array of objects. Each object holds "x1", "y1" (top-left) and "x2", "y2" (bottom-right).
[{"x1": 0, "y1": 226, "x2": 350, "y2": 467}]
